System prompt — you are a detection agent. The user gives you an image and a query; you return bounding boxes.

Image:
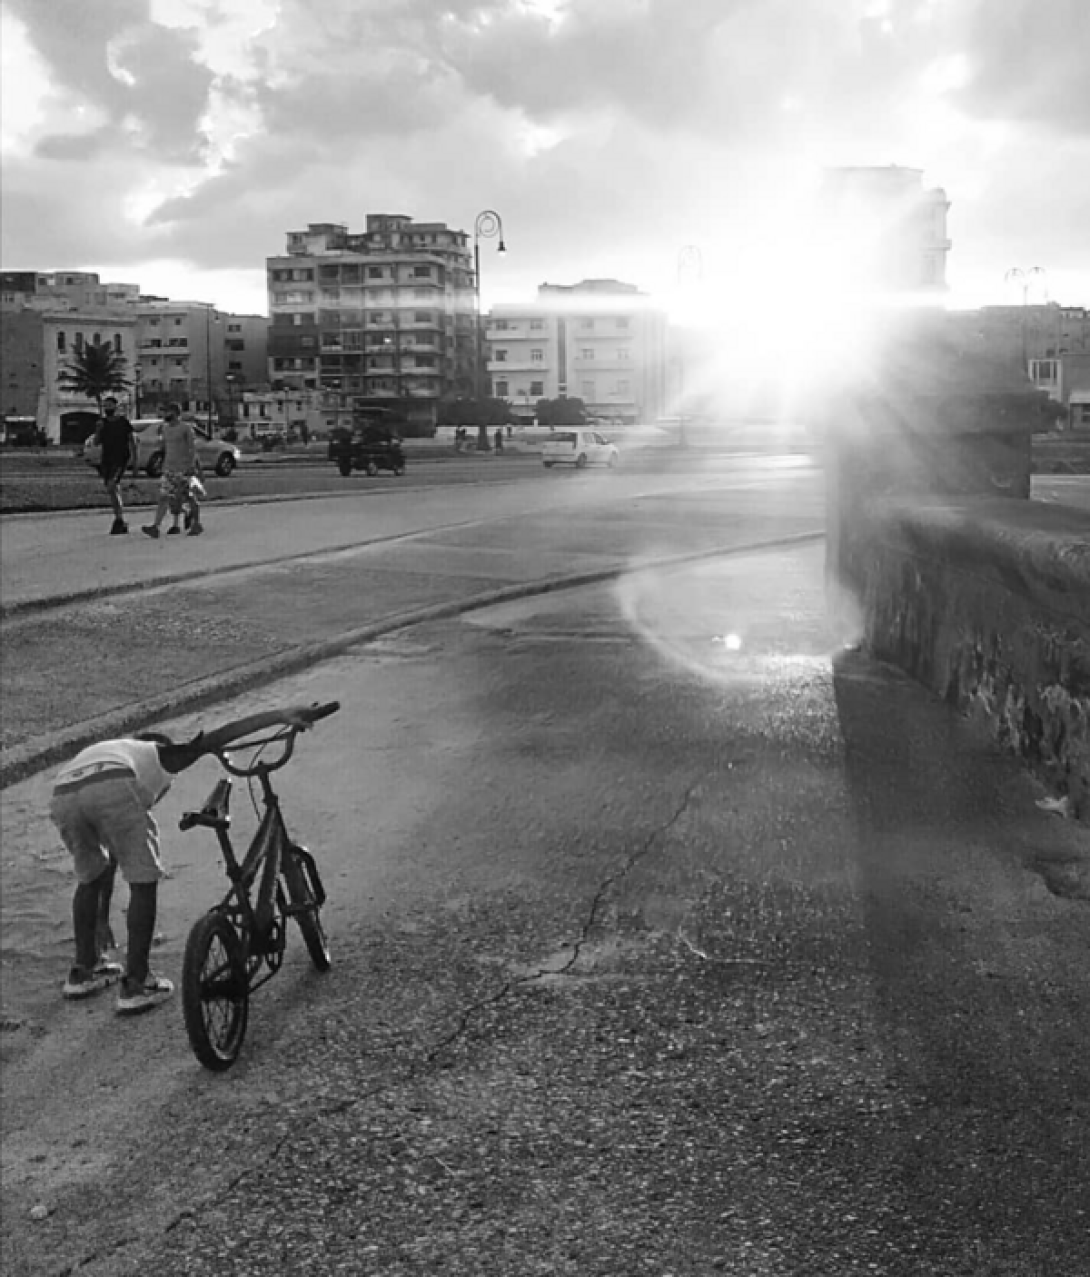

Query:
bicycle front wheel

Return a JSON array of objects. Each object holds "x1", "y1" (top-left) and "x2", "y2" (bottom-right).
[
  {"x1": 281, "y1": 846, "x2": 331, "y2": 973},
  {"x1": 182, "y1": 911, "x2": 249, "y2": 1071}
]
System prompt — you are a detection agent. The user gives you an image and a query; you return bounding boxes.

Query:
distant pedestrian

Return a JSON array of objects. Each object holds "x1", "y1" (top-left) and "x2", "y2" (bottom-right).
[
  {"x1": 494, "y1": 428, "x2": 504, "y2": 452},
  {"x1": 93, "y1": 397, "x2": 138, "y2": 535},
  {"x1": 50, "y1": 705, "x2": 319, "y2": 1014},
  {"x1": 142, "y1": 404, "x2": 203, "y2": 538}
]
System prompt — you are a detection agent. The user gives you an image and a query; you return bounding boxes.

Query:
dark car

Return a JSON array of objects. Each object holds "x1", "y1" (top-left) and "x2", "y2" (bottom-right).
[{"x1": 328, "y1": 422, "x2": 406, "y2": 477}]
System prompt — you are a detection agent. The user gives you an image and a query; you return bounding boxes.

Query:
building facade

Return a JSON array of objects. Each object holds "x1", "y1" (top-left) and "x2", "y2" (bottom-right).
[
  {"x1": 486, "y1": 280, "x2": 668, "y2": 425},
  {"x1": 817, "y1": 166, "x2": 951, "y2": 295},
  {"x1": 266, "y1": 216, "x2": 477, "y2": 430}
]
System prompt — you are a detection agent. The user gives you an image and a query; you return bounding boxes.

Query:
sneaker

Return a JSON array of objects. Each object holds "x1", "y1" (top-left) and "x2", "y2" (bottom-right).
[
  {"x1": 187, "y1": 524, "x2": 204, "y2": 537},
  {"x1": 63, "y1": 960, "x2": 124, "y2": 1000},
  {"x1": 110, "y1": 519, "x2": 128, "y2": 535},
  {"x1": 167, "y1": 525, "x2": 181, "y2": 535},
  {"x1": 141, "y1": 525, "x2": 160, "y2": 539},
  {"x1": 116, "y1": 974, "x2": 174, "y2": 1016}
]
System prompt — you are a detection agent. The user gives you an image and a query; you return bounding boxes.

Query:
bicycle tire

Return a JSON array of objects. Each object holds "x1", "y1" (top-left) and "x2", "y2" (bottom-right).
[
  {"x1": 182, "y1": 911, "x2": 249, "y2": 1071},
  {"x1": 281, "y1": 847, "x2": 331, "y2": 972}
]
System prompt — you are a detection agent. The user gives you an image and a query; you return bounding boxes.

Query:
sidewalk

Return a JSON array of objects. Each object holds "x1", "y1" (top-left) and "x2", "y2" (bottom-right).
[
  {"x1": 4, "y1": 538, "x2": 1090, "y2": 1277},
  {"x1": 1, "y1": 484, "x2": 825, "y2": 786}
]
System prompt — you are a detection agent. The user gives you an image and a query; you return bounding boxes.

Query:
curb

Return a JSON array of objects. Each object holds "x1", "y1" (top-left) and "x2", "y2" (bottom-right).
[
  {"x1": 0, "y1": 530, "x2": 824, "y2": 789},
  {"x1": 0, "y1": 505, "x2": 537, "y2": 620}
]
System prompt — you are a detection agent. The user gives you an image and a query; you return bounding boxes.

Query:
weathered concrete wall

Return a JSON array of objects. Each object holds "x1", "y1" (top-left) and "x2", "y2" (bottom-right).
[{"x1": 842, "y1": 497, "x2": 1090, "y2": 821}]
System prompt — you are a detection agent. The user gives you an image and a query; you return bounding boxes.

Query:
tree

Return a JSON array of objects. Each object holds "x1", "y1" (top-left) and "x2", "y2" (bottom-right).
[
  {"x1": 57, "y1": 341, "x2": 131, "y2": 417},
  {"x1": 535, "y1": 396, "x2": 587, "y2": 427}
]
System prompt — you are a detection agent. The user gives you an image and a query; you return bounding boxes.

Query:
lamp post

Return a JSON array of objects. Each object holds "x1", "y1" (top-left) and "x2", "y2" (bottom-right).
[
  {"x1": 1004, "y1": 266, "x2": 1047, "y2": 371},
  {"x1": 474, "y1": 209, "x2": 506, "y2": 450},
  {"x1": 676, "y1": 245, "x2": 703, "y2": 450},
  {"x1": 204, "y1": 304, "x2": 219, "y2": 431}
]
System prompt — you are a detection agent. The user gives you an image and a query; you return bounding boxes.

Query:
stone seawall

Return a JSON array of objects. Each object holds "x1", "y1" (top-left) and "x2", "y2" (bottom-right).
[{"x1": 841, "y1": 498, "x2": 1090, "y2": 821}]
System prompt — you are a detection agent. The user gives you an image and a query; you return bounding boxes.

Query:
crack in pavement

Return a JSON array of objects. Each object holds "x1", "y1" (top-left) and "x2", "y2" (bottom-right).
[{"x1": 147, "y1": 780, "x2": 707, "y2": 1250}]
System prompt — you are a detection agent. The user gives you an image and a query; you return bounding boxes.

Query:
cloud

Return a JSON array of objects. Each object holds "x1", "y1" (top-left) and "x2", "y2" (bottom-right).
[{"x1": 2, "y1": 0, "x2": 1088, "y2": 309}]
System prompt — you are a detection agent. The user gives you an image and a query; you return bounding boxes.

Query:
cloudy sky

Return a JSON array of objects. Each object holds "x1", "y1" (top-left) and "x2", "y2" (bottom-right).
[{"x1": 2, "y1": 0, "x2": 1088, "y2": 319}]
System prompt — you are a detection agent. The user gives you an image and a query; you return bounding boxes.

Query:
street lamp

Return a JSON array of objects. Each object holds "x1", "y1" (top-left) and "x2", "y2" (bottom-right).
[
  {"x1": 474, "y1": 209, "x2": 506, "y2": 450},
  {"x1": 676, "y1": 245, "x2": 703, "y2": 450},
  {"x1": 1004, "y1": 266, "x2": 1047, "y2": 370},
  {"x1": 204, "y1": 304, "x2": 219, "y2": 431}
]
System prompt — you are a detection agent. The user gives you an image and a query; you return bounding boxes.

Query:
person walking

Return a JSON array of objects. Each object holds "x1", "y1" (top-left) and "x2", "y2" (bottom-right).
[
  {"x1": 93, "y1": 397, "x2": 139, "y2": 535},
  {"x1": 142, "y1": 404, "x2": 203, "y2": 539},
  {"x1": 50, "y1": 705, "x2": 319, "y2": 1014}
]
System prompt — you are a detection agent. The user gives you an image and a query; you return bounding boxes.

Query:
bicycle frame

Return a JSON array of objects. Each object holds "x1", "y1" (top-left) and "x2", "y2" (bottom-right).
[{"x1": 196, "y1": 767, "x2": 295, "y2": 993}]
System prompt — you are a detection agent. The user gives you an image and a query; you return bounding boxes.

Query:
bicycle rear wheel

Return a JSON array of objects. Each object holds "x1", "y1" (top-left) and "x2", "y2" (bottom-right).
[
  {"x1": 182, "y1": 911, "x2": 249, "y2": 1071},
  {"x1": 281, "y1": 846, "x2": 331, "y2": 972}
]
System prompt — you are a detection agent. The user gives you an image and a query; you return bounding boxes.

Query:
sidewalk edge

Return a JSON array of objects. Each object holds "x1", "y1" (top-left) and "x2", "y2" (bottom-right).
[{"x1": 1, "y1": 531, "x2": 823, "y2": 789}]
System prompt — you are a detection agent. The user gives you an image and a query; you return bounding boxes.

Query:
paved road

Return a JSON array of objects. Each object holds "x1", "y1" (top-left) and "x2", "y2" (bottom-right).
[{"x1": 3, "y1": 533, "x2": 1089, "y2": 1276}]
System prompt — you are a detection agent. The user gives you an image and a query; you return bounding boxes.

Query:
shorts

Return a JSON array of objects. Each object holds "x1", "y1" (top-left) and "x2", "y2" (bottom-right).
[
  {"x1": 101, "y1": 456, "x2": 129, "y2": 486},
  {"x1": 160, "y1": 470, "x2": 197, "y2": 513},
  {"x1": 50, "y1": 774, "x2": 164, "y2": 885}
]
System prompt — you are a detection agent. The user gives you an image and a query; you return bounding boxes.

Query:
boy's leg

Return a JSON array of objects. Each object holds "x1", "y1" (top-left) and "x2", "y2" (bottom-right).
[
  {"x1": 72, "y1": 874, "x2": 106, "y2": 972},
  {"x1": 95, "y1": 857, "x2": 118, "y2": 955},
  {"x1": 143, "y1": 476, "x2": 173, "y2": 535},
  {"x1": 124, "y1": 882, "x2": 158, "y2": 985}
]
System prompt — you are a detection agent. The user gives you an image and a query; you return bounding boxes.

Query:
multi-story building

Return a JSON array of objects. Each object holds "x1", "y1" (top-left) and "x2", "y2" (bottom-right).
[
  {"x1": 485, "y1": 280, "x2": 668, "y2": 425},
  {"x1": 266, "y1": 216, "x2": 477, "y2": 430},
  {"x1": 2, "y1": 271, "x2": 268, "y2": 437},
  {"x1": 816, "y1": 165, "x2": 951, "y2": 295},
  {"x1": 0, "y1": 304, "x2": 139, "y2": 442}
]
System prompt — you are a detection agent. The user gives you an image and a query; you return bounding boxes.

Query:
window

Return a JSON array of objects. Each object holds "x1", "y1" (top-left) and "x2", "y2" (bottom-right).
[
  {"x1": 173, "y1": 317, "x2": 184, "y2": 326},
  {"x1": 530, "y1": 319, "x2": 544, "y2": 330},
  {"x1": 413, "y1": 311, "x2": 433, "y2": 323},
  {"x1": 148, "y1": 317, "x2": 160, "y2": 326},
  {"x1": 494, "y1": 319, "x2": 509, "y2": 331},
  {"x1": 495, "y1": 380, "x2": 509, "y2": 396},
  {"x1": 368, "y1": 267, "x2": 384, "y2": 279},
  {"x1": 413, "y1": 266, "x2": 432, "y2": 278},
  {"x1": 74, "y1": 333, "x2": 84, "y2": 351},
  {"x1": 228, "y1": 323, "x2": 241, "y2": 333},
  {"x1": 530, "y1": 380, "x2": 544, "y2": 396},
  {"x1": 531, "y1": 349, "x2": 544, "y2": 361},
  {"x1": 494, "y1": 349, "x2": 508, "y2": 362},
  {"x1": 615, "y1": 380, "x2": 630, "y2": 395},
  {"x1": 616, "y1": 317, "x2": 630, "y2": 329},
  {"x1": 93, "y1": 332, "x2": 102, "y2": 346},
  {"x1": 57, "y1": 331, "x2": 66, "y2": 351},
  {"x1": 581, "y1": 319, "x2": 595, "y2": 330},
  {"x1": 415, "y1": 355, "x2": 436, "y2": 367},
  {"x1": 1031, "y1": 359, "x2": 1058, "y2": 382},
  {"x1": 167, "y1": 337, "x2": 188, "y2": 347},
  {"x1": 617, "y1": 348, "x2": 630, "y2": 360},
  {"x1": 114, "y1": 334, "x2": 122, "y2": 352},
  {"x1": 581, "y1": 349, "x2": 594, "y2": 360}
]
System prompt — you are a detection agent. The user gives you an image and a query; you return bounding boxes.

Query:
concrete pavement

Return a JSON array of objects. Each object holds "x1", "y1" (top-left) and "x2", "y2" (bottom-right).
[
  {"x1": 0, "y1": 469, "x2": 825, "y2": 785},
  {"x1": 3, "y1": 538, "x2": 1090, "y2": 1276}
]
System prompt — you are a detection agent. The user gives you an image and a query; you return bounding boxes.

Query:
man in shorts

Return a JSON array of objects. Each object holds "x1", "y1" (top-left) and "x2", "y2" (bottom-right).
[
  {"x1": 93, "y1": 397, "x2": 139, "y2": 535},
  {"x1": 50, "y1": 705, "x2": 317, "y2": 1015},
  {"x1": 141, "y1": 403, "x2": 203, "y2": 539}
]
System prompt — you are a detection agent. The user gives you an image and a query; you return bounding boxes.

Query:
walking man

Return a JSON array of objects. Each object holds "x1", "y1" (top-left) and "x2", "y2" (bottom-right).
[
  {"x1": 94, "y1": 397, "x2": 138, "y2": 535},
  {"x1": 142, "y1": 403, "x2": 203, "y2": 538}
]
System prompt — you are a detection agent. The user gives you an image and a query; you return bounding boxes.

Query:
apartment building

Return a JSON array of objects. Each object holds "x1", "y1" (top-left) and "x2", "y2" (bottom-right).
[
  {"x1": 817, "y1": 165, "x2": 951, "y2": 295},
  {"x1": 266, "y1": 215, "x2": 477, "y2": 430},
  {"x1": 486, "y1": 280, "x2": 668, "y2": 424},
  {"x1": 2, "y1": 271, "x2": 269, "y2": 435}
]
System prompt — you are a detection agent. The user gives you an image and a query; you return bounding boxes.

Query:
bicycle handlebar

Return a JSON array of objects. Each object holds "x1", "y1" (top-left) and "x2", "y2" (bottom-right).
[{"x1": 215, "y1": 700, "x2": 341, "y2": 777}]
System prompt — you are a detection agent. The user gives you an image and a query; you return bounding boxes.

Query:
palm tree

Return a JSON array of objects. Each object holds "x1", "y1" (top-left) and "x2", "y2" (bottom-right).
[{"x1": 57, "y1": 341, "x2": 131, "y2": 415}]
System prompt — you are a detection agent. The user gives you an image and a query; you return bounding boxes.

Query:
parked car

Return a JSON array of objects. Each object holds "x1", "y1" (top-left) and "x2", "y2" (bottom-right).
[
  {"x1": 82, "y1": 418, "x2": 241, "y2": 478},
  {"x1": 541, "y1": 429, "x2": 620, "y2": 469},
  {"x1": 328, "y1": 423, "x2": 406, "y2": 477}
]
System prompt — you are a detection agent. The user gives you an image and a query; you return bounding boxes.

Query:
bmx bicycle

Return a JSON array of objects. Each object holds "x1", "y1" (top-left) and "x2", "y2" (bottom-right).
[{"x1": 179, "y1": 700, "x2": 340, "y2": 1071}]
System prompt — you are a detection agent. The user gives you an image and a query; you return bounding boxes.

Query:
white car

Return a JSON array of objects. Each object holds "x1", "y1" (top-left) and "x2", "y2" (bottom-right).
[
  {"x1": 541, "y1": 429, "x2": 619, "y2": 469},
  {"x1": 83, "y1": 418, "x2": 241, "y2": 478}
]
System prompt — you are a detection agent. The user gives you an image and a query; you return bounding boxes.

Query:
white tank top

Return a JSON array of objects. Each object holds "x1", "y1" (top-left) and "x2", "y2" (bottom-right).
[{"x1": 55, "y1": 739, "x2": 173, "y2": 808}]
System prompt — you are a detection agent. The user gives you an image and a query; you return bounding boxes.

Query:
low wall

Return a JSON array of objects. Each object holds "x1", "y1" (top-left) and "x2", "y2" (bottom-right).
[{"x1": 838, "y1": 497, "x2": 1090, "y2": 821}]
